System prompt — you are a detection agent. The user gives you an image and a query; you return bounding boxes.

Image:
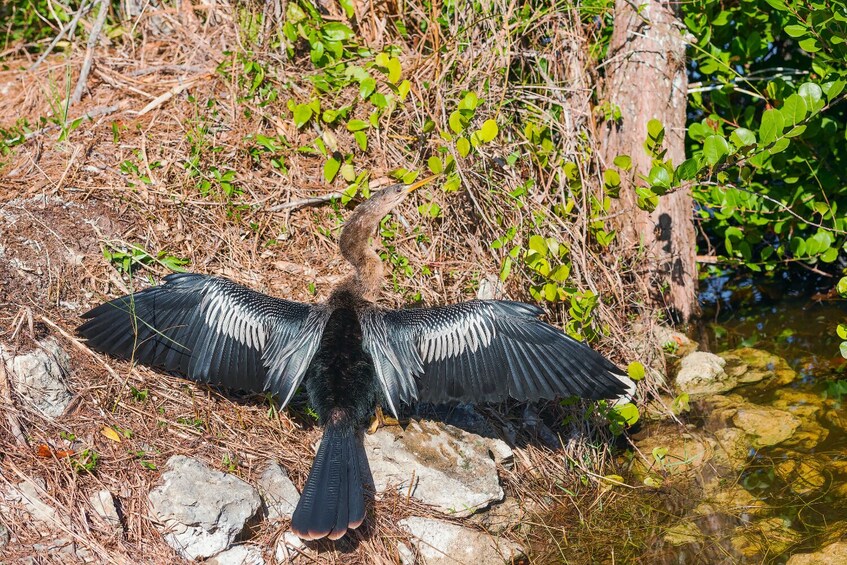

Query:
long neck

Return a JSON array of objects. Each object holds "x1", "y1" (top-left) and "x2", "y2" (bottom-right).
[{"x1": 339, "y1": 209, "x2": 384, "y2": 300}]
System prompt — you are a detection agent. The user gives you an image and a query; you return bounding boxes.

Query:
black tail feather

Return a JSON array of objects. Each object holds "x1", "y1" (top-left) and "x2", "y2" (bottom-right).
[{"x1": 291, "y1": 423, "x2": 365, "y2": 540}]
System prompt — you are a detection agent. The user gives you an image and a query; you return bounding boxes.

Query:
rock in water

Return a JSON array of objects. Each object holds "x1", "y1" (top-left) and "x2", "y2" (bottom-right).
[
  {"x1": 675, "y1": 352, "x2": 735, "y2": 395},
  {"x1": 148, "y1": 456, "x2": 261, "y2": 560}
]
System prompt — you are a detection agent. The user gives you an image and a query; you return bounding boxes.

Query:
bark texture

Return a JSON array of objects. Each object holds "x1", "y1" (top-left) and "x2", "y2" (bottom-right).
[{"x1": 601, "y1": 0, "x2": 698, "y2": 322}]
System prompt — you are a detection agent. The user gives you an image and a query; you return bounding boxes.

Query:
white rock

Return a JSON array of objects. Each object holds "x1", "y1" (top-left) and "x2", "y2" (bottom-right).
[
  {"x1": 0, "y1": 522, "x2": 9, "y2": 548},
  {"x1": 274, "y1": 531, "x2": 307, "y2": 563},
  {"x1": 148, "y1": 455, "x2": 261, "y2": 560},
  {"x1": 1, "y1": 338, "x2": 72, "y2": 417},
  {"x1": 5, "y1": 478, "x2": 58, "y2": 524},
  {"x1": 399, "y1": 516, "x2": 523, "y2": 564},
  {"x1": 675, "y1": 351, "x2": 735, "y2": 395},
  {"x1": 208, "y1": 544, "x2": 266, "y2": 565},
  {"x1": 257, "y1": 461, "x2": 299, "y2": 521},
  {"x1": 365, "y1": 420, "x2": 509, "y2": 517},
  {"x1": 88, "y1": 489, "x2": 121, "y2": 529}
]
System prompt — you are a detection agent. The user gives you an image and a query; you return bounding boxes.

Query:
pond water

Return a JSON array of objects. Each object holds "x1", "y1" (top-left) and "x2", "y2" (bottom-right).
[{"x1": 644, "y1": 296, "x2": 847, "y2": 563}]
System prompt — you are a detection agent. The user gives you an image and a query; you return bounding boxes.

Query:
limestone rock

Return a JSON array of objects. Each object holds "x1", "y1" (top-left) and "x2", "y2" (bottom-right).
[
  {"x1": 0, "y1": 522, "x2": 9, "y2": 549},
  {"x1": 675, "y1": 352, "x2": 734, "y2": 395},
  {"x1": 88, "y1": 489, "x2": 121, "y2": 530},
  {"x1": 256, "y1": 461, "x2": 299, "y2": 521},
  {"x1": 711, "y1": 427, "x2": 751, "y2": 471},
  {"x1": 775, "y1": 459, "x2": 826, "y2": 495},
  {"x1": 207, "y1": 544, "x2": 265, "y2": 565},
  {"x1": 1, "y1": 338, "x2": 72, "y2": 418},
  {"x1": 732, "y1": 406, "x2": 799, "y2": 447},
  {"x1": 653, "y1": 325, "x2": 698, "y2": 357},
  {"x1": 663, "y1": 520, "x2": 703, "y2": 546},
  {"x1": 399, "y1": 516, "x2": 523, "y2": 564},
  {"x1": 631, "y1": 425, "x2": 715, "y2": 481},
  {"x1": 365, "y1": 420, "x2": 510, "y2": 517},
  {"x1": 467, "y1": 497, "x2": 527, "y2": 535},
  {"x1": 274, "y1": 531, "x2": 308, "y2": 563},
  {"x1": 731, "y1": 517, "x2": 801, "y2": 558},
  {"x1": 4, "y1": 478, "x2": 58, "y2": 524},
  {"x1": 787, "y1": 541, "x2": 847, "y2": 564},
  {"x1": 148, "y1": 455, "x2": 261, "y2": 560},
  {"x1": 719, "y1": 348, "x2": 797, "y2": 389}
]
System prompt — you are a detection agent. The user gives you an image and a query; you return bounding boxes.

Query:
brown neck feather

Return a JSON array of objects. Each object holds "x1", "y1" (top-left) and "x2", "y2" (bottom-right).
[{"x1": 338, "y1": 206, "x2": 386, "y2": 301}]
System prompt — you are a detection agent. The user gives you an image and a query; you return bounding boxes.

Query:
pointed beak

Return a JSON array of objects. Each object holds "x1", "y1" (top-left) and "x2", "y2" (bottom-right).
[{"x1": 405, "y1": 174, "x2": 438, "y2": 193}]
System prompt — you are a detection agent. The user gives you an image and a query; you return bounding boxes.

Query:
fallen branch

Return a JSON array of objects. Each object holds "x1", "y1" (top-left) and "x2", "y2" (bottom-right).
[
  {"x1": 70, "y1": 0, "x2": 109, "y2": 105},
  {"x1": 267, "y1": 192, "x2": 344, "y2": 212}
]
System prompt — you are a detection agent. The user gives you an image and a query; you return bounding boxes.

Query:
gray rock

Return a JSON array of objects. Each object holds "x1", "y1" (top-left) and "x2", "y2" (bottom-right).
[
  {"x1": 675, "y1": 352, "x2": 734, "y2": 395},
  {"x1": 88, "y1": 489, "x2": 121, "y2": 530},
  {"x1": 207, "y1": 544, "x2": 265, "y2": 565},
  {"x1": 1, "y1": 338, "x2": 72, "y2": 417},
  {"x1": 365, "y1": 420, "x2": 510, "y2": 517},
  {"x1": 399, "y1": 516, "x2": 523, "y2": 564},
  {"x1": 0, "y1": 522, "x2": 9, "y2": 548},
  {"x1": 148, "y1": 455, "x2": 262, "y2": 560},
  {"x1": 256, "y1": 461, "x2": 299, "y2": 521},
  {"x1": 5, "y1": 478, "x2": 58, "y2": 524}
]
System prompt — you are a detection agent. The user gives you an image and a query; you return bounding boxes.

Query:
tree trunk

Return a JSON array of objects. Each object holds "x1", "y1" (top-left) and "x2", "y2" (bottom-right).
[{"x1": 601, "y1": 0, "x2": 699, "y2": 323}]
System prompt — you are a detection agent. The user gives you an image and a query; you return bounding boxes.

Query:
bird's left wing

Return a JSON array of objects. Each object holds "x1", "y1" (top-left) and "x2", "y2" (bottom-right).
[
  {"x1": 361, "y1": 300, "x2": 633, "y2": 417},
  {"x1": 78, "y1": 273, "x2": 329, "y2": 407}
]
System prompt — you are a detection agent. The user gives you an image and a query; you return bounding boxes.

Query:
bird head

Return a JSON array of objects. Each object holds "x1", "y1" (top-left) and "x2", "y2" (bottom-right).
[{"x1": 356, "y1": 175, "x2": 438, "y2": 216}]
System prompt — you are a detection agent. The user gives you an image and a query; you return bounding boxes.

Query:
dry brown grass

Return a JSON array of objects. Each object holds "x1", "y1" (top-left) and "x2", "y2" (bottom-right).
[{"x1": 0, "y1": 1, "x2": 672, "y2": 562}]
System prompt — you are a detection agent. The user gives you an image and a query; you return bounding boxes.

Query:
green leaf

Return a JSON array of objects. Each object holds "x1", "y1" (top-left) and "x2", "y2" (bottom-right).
[
  {"x1": 763, "y1": 0, "x2": 787, "y2": 10},
  {"x1": 676, "y1": 158, "x2": 700, "y2": 181},
  {"x1": 386, "y1": 58, "x2": 402, "y2": 83},
  {"x1": 838, "y1": 277, "x2": 847, "y2": 297},
  {"x1": 449, "y1": 111, "x2": 467, "y2": 134},
  {"x1": 823, "y1": 80, "x2": 845, "y2": 102},
  {"x1": 838, "y1": 324, "x2": 847, "y2": 340},
  {"x1": 627, "y1": 361, "x2": 645, "y2": 381},
  {"x1": 781, "y1": 94, "x2": 807, "y2": 126},
  {"x1": 397, "y1": 79, "x2": 411, "y2": 101},
  {"x1": 841, "y1": 342, "x2": 847, "y2": 360},
  {"x1": 614, "y1": 403, "x2": 640, "y2": 426},
  {"x1": 730, "y1": 128, "x2": 756, "y2": 148},
  {"x1": 347, "y1": 119, "x2": 369, "y2": 132},
  {"x1": 458, "y1": 92, "x2": 479, "y2": 111},
  {"x1": 322, "y1": 23, "x2": 354, "y2": 41},
  {"x1": 427, "y1": 156, "x2": 443, "y2": 174},
  {"x1": 323, "y1": 158, "x2": 341, "y2": 183},
  {"x1": 798, "y1": 82, "x2": 823, "y2": 107},
  {"x1": 359, "y1": 77, "x2": 376, "y2": 100},
  {"x1": 456, "y1": 137, "x2": 471, "y2": 157},
  {"x1": 528, "y1": 235, "x2": 548, "y2": 256},
  {"x1": 603, "y1": 169, "x2": 621, "y2": 189},
  {"x1": 443, "y1": 174, "x2": 461, "y2": 192},
  {"x1": 293, "y1": 104, "x2": 312, "y2": 128},
  {"x1": 647, "y1": 118, "x2": 664, "y2": 140},
  {"x1": 648, "y1": 165, "x2": 672, "y2": 188},
  {"x1": 703, "y1": 135, "x2": 730, "y2": 165},
  {"x1": 759, "y1": 109, "x2": 785, "y2": 146},
  {"x1": 671, "y1": 393, "x2": 690, "y2": 414},
  {"x1": 798, "y1": 37, "x2": 820, "y2": 52},
  {"x1": 783, "y1": 24, "x2": 807, "y2": 38},
  {"x1": 479, "y1": 119, "x2": 499, "y2": 143},
  {"x1": 613, "y1": 154, "x2": 632, "y2": 170},
  {"x1": 353, "y1": 131, "x2": 367, "y2": 151},
  {"x1": 339, "y1": 0, "x2": 354, "y2": 17}
]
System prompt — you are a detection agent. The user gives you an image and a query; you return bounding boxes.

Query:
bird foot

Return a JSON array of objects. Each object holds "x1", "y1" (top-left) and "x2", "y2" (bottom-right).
[{"x1": 366, "y1": 407, "x2": 400, "y2": 434}]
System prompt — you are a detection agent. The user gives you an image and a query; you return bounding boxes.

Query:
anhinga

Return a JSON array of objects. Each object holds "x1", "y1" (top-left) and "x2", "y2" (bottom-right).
[{"x1": 78, "y1": 176, "x2": 634, "y2": 540}]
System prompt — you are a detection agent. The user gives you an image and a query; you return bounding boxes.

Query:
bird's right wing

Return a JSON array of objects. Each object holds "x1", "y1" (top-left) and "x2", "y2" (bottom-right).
[
  {"x1": 78, "y1": 273, "x2": 329, "y2": 407},
  {"x1": 362, "y1": 300, "x2": 633, "y2": 417}
]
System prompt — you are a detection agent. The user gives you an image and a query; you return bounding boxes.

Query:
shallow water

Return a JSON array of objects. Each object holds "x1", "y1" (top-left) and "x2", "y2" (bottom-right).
[{"x1": 705, "y1": 299, "x2": 847, "y2": 559}]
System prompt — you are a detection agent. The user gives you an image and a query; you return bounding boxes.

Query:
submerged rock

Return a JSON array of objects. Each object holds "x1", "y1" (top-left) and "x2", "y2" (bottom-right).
[
  {"x1": 1, "y1": 338, "x2": 72, "y2": 418},
  {"x1": 148, "y1": 455, "x2": 261, "y2": 560},
  {"x1": 775, "y1": 459, "x2": 826, "y2": 495},
  {"x1": 719, "y1": 348, "x2": 797, "y2": 390},
  {"x1": 398, "y1": 516, "x2": 523, "y2": 564},
  {"x1": 256, "y1": 461, "x2": 299, "y2": 522},
  {"x1": 365, "y1": 420, "x2": 510, "y2": 517},
  {"x1": 732, "y1": 406, "x2": 799, "y2": 448},
  {"x1": 787, "y1": 541, "x2": 847, "y2": 564},
  {"x1": 662, "y1": 519, "x2": 704, "y2": 546},
  {"x1": 630, "y1": 425, "x2": 715, "y2": 481},
  {"x1": 675, "y1": 352, "x2": 734, "y2": 395},
  {"x1": 731, "y1": 517, "x2": 802, "y2": 558}
]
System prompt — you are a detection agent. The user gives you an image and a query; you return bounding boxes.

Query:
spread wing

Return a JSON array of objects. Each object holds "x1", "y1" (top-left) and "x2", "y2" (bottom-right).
[
  {"x1": 362, "y1": 300, "x2": 633, "y2": 417},
  {"x1": 78, "y1": 273, "x2": 329, "y2": 407}
]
